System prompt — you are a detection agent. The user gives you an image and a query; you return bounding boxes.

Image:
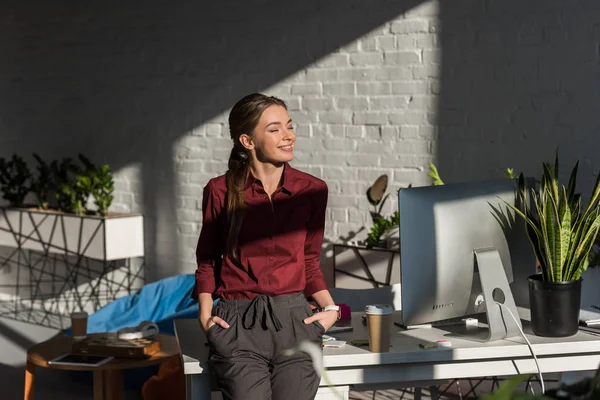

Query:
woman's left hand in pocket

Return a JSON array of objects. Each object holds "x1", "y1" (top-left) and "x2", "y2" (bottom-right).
[{"x1": 303, "y1": 310, "x2": 338, "y2": 331}]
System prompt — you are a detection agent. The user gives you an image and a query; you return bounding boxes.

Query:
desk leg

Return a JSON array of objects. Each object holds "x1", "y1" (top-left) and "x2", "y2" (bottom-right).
[
  {"x1": 94, "y1": 370, "x2": 124, "y2": 400},
  {"x1": 429, "y1": 385, "x2": 440, "y2": 400},
  {"x1": 107, "y1": 370, "x2": 124, "y2": 400},
  {"x1": 186, "y1": 373, "x2": 213, "y2": 400},
  {"x1": 94, "y1": 371, "x2": 105, "y2": 400},
  {"x1": 24, "y1": 361, "x2": 35, "y2": 400}
]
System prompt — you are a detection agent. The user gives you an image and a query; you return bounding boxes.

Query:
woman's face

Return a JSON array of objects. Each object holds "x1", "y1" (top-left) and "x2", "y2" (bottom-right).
[{"x1": 242, "y1": 105, "x2": 296, "y2": 165}]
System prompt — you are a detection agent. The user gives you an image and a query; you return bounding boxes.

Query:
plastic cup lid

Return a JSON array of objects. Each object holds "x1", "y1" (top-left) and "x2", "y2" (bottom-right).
[
  {"x1": 71, "y1": 311, "x2": 88, "y2": 318},
  {"x1": 364, "y1": 304, "x2": 393, "y2": 315}
]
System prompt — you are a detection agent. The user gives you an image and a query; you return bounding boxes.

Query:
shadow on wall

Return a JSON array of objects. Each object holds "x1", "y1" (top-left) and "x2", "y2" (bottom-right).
[
  {"x1": 436, "y1": 1, "x2": 600, "y2": 198},
  {"x1": 0, "y1": 0, "x2": 423, "y2": 280}
]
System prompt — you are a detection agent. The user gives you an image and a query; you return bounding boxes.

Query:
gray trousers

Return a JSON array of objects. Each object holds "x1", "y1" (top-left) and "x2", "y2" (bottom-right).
[{"x1": 206, "y1": 292, "x2": 325, "y2": 400}]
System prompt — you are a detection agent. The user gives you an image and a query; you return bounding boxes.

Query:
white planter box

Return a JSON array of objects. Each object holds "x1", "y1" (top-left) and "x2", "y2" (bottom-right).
[{"x1": 0, "y1": 208, "x2": 144, "y2": 261}]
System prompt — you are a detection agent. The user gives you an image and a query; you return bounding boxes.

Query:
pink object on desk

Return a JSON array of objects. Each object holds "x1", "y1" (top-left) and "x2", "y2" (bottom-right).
[{"x1": 339, "y1": 304, "x2": 351, "y2": 320}]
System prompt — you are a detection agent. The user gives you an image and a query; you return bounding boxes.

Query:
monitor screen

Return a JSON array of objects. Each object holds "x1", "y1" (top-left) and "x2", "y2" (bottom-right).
[{"x1": 399, "y1": 178, "x2": 536, "y2": 327}]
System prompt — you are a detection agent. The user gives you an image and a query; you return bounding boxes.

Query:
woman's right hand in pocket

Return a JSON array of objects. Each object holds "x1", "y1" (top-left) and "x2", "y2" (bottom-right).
[{"x1": 200, "y1": 315, "x2": 230, "y2": 333}]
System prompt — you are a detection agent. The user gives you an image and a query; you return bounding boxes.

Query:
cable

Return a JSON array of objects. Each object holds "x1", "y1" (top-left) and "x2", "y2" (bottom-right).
[{"x1": 495, "y1": 301, "x2": 545, "y2": 394}]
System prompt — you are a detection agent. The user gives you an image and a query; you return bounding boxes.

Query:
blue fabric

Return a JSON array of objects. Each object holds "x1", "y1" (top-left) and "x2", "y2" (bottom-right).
[
  {"x1": 66, "y1": 274, "x2": 199, "y2": 389},
  {"x1": 65, "y1": 274, "x2": 199, "y2": 335}
]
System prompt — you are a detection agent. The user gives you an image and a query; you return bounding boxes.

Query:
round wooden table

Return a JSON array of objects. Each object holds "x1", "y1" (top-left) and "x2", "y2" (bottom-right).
[{"x1": 25, "y1": 333, "x2": 181, "y2": 400}]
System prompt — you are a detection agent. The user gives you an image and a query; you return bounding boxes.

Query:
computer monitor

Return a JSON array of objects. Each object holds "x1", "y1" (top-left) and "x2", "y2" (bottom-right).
[{"x1": 399, "y1": 178, "x2": 537, "y2": 342}]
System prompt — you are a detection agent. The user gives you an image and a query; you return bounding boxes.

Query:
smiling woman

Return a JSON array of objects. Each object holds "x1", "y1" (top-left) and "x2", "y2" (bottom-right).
[{"x1": 193, "y1": 93, "x2": 340, "y2": 400}]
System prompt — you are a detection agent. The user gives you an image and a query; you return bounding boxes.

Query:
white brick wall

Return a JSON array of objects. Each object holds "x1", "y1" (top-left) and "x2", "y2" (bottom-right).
[
  {"x1": 157, "y1": 9, "x2": 444, "y2": 279},
  {"x1": 1, "y1": 0, "x2": 599, "y2": 282}
]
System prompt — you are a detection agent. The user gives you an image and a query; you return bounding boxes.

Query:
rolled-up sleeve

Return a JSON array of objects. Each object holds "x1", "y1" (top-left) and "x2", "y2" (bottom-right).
[
  {"x1": 194, "y1": 180, "x2": 223, "y2": 297},
  {"x1": 303, "y1": 180, "x2": 329, "y2": 298}
]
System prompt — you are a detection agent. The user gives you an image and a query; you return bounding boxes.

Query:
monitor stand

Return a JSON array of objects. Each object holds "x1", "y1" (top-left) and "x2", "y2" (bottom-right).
[{"x1": 448, "y1": 248, "x2": 522, "y2": 343}]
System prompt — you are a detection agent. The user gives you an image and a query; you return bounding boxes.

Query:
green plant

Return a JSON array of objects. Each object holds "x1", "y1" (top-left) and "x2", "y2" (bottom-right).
[
  {"x1": 506, "y1": 168, "x2": 517, "y2": 179},
  {"x1": 505, "y1": 153, "x2": 600, "y2": 282},
  {"x1": 481, "y1": 367, "x2": 600, "y2": 399},
  {"x1": 91, "y1": 165, "x2": 114, "y2": 216},
  {"x1": 30, "y1": 154, "x2": 53, "y2": 210},
  {"x1": 73, "y1": 174, "x2": 93, "y2": 215},
  {"x1": 364, "y1": 164, "x2": 444, "y2": 248},
  {"x1": 0, "y1": 155, "x2": 31, "y2": 207},
  {"x1": 0, "y1": 153, "x2": 116, "y2": 217},
  {"x1": 366, "y1": 211, "x2": 399, "y2": 248},
  {"x1": 364, "y1": 173, "x2": 404, "y2": 248},
  {"x1": 428, "y1": 163, "x2": 444, "y2": 185},
  {"x1": 78, "y1": 155, "x2": 114, "y2": 216},
  {"x1": 480, "y1": 375, "x2": 549, "y2": 399},
  {"x1": 51, "y1": 157, "x2": 81, "y2": 214}
]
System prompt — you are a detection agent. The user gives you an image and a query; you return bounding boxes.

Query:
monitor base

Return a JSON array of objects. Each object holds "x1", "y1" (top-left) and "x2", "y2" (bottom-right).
[{"x1": 447, "y1": 248, "x2": 522, "y2": 343}]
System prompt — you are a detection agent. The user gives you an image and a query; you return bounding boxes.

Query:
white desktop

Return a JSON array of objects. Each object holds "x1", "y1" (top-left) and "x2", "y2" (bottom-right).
[{"x1": 398, "y1": 178, "x2": 538, "y2": 342}]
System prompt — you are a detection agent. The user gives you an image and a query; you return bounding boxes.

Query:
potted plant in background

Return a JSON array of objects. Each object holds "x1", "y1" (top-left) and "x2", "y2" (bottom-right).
[
  {"x1": 363, "y1": 164, "x2": 449, "y2": 248},
  {"x1": 30, "y1": 153, "x2": 53, "y2": 210},
  {"x1": 0, "y1": 153, "x2": 143, "y2": 262},
  {"x1": 365, "y1": 174, "x2": 401, "y2": 249},
  {"x1": 505, "y1": 153, "x2": 600, "y2": 337},
  {"x1": 0, "y1": 155, "x2": 31, "y2": 209}
]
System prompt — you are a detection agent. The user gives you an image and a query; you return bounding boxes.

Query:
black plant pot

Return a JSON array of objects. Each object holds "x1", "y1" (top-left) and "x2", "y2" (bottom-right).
[{"x1": 528, "y1": 274, "x2": 582, "y2": 337}]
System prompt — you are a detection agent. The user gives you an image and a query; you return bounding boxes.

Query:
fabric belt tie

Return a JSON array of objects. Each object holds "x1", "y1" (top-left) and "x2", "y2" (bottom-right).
[{"x1": 242, "y1": 294, "x2": 283, "y2": 332}]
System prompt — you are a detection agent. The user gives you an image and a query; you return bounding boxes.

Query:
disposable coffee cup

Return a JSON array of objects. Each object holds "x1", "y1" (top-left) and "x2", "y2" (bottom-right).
[
  {"x1": 365, "y1": 304, "x2": 393, "y2": 352},
  {"x1": 71, "y1": 311, "x2": 88, "y2": 340}
]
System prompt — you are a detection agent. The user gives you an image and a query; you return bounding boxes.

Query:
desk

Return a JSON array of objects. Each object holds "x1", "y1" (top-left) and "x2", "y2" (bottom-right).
[
  {"x1": 25, "y1": 333, "x2": 181, "y2": 400},
  {"x1": 323, "y1": 310, "x2": 600, "y2": 391},
  {"x1": 177, "y1": 310, "x2": 600, "y2": 399}
]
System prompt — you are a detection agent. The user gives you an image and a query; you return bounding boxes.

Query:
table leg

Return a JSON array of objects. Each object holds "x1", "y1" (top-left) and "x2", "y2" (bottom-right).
[
  {"x1": 187, "y1": 373, "x2": 213, "y2": 400},
  {"x1": 24, "y1": 361, "x2": 35, "y2": 400},
  {"x1": 106, "y1": 370, "x2": 124, "y2": 400},
  {"x1": 94, "y1": 371, "x2": 106, "y2": 400},
  {"x1": 94, "y1": 370, "x2": 124, "y2": 400},
  {"x1": 429, "y1": 385, "x2": 440, "y2": 400}
]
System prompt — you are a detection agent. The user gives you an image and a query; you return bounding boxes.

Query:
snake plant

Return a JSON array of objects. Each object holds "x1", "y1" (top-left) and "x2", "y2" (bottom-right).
[{"x1": 505, "y1": 153, "x2": 600, "y2": 282}]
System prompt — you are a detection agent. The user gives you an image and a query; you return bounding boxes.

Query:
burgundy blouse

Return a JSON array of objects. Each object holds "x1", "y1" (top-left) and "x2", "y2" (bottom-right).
[{"x1": 194, "y1": 163, "x2": 329, "y2": 300}]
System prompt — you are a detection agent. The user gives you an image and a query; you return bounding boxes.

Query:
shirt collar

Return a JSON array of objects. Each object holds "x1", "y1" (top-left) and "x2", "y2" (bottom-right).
[{"x1": 245, "y1": 162, "x2": 294, "y2": 195}]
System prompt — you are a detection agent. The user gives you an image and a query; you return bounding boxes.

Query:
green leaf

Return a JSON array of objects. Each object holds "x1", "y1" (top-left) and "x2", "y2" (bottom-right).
[
  {"x1": 505, "y1": 168, "x2": 516, "y2": 180},
  {"x1": 503, "y1": 200, "x2": 546, "y2": 278},
  {"x1": 571, "y1": 193, "x2": 582, "y2": 227},
  {"x1": 428, "y1": 163, "x2": 444, "y2": 186},
  {"x1": 565, "y1": 210, "x2": 598, "y2": 280},
  {"x1": 542, "y1": 162, "x2": 559, "y2": 202},
  {"x1": 565, "y1": 209, "x2": 593, "y2": 279},
  {"x1": 558, "y1": 187, "x2": 572, "y2": 279},
  {"x1": 583, "y1": 170, "x2": 600, "y2": 218},
  {"x1": 573, "y1": 215, "x2": 600, "y2": 273},
  {"x1": 479, "y1": 375, "x2": 533, "y2": 400},
  {"x1": 532, "y1": 189, "x2": 553, "y2": 279},
  {"x1": 542, "y1": 185, "x2": 561, "y2": 280},
  {"x1": 567, "y1": 160, "x2": 579, "y2": 205}
]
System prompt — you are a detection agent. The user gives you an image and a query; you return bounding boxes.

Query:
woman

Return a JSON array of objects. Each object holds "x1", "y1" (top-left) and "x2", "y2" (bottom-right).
[{"x1": 194, "y1": 93, "x2": 340, "y2": 400}]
